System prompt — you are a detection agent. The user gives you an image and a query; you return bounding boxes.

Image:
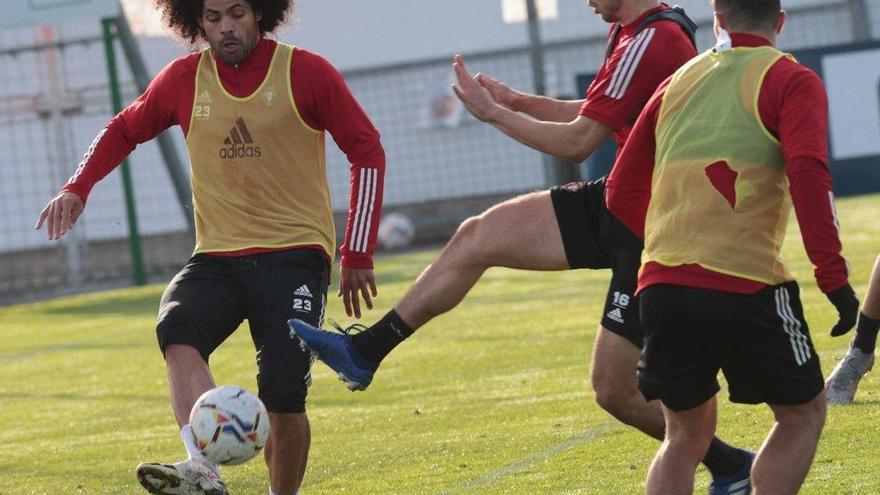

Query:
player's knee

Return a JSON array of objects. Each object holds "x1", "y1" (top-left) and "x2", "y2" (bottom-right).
[
  {"x1": 449, "y1": 215, "x2": 493, "y2": 261},
  {"x1": 163, "y1": 343, "x2": 205, "y2": 364},
  {"x1": 258, "y1": 381, "x2": 307, "y2": 414},
  {"x1": 267, "y1": 411, "x2": 308, "y2": 437},
  {"x1": 775, "y1": 393, "x2": 826, "y2": 432},
  {"x1": 593, "y1": 383, "x2": 634, "y2": 419},
  {"x1": 666, "y1": 429, "x2": 714, "y2": 460},
  {"x1": 664, "y1": 414, "x2": 715, "y2": 457},
  {"x1": 592, "y1": 371, "x2": 639, "y2": 416},
  {"x1": 258, "y1": 366, "x2": 308, "y2": 414}
]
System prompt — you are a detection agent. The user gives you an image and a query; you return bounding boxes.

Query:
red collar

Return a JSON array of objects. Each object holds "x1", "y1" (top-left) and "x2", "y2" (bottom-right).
[
  {"x1": 729, "y1": 32, "x2": 772, "y2": 48},
  {"x1": 212, "y1": 37, "x2": 275, "y2": 71},
  {"x1": 621, "y1": 3, "x2": 667, "y2": 35}
]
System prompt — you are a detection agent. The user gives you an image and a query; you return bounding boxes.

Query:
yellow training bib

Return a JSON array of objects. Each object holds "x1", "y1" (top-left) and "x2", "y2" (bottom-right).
[
  {"x1": 644, "y1": 46, "x2": 795, "y2": 285},
  {"x1": 185, "y1": 43, "x2": 335, "y2": 258}
]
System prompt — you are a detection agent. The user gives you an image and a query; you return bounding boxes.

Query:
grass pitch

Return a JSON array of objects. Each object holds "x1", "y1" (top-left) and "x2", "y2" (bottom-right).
[{"x1": 2, "y1": 193, "x2": 880, "y2": 494}]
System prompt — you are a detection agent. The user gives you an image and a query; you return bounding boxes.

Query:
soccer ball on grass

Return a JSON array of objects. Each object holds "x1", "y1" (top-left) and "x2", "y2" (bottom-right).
[
  {"x1": 189, "y1": 385, "x2": 270, "y2": 465},
  {"x1": 377, "y1": 213, "x2": 415, "y2": 249}
]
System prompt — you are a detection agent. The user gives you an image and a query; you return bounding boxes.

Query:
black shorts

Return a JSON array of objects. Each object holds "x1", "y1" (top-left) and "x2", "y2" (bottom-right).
[
  {"x1": 156, "y1": 248, "x2": 330, "y2": 414},
  {"x1": 637, "y1": 282, "x2": 824, "y2": 412},
  {"x1": 551, "y1": 178, "x2": 645, "y2": 347}
]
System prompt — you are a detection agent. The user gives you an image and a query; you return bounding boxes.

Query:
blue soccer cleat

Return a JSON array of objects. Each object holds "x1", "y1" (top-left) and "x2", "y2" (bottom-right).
[
  {"x1": 288, "y1": 319, "x2": 378, "y2": 391},
  {"x1": 708, "y1": 450, "x2": 754, "y2": 495}
]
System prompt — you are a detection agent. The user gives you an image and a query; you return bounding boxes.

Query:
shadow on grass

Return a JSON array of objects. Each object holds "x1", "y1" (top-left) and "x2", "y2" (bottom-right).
[
  {"x1": 829, "y1": 398, "x2": 880, "y2": 407},
  {"x1": 0, "y1": 341, "x2": 147, "y2": 366},
  {"x1": 0, "y1": 390, "x2": 167, "y2": 402},
  {"x1": 39, "y1": 292, "x2": 160, "y2": 317}
]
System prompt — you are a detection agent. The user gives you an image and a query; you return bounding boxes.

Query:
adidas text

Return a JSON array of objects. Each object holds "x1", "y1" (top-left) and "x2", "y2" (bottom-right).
[{"x1": 220, "y1": 144, "x2": 262, "y2": 159}]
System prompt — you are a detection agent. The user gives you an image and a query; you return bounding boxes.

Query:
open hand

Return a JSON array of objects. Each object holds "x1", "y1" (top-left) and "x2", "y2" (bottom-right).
[
  {"x1": 339, "y1": 266, "x2": 377, "y2": 318},
  {"x1": 35, "y1": 191, "x2": 84, "y2": 240},
  {"x1": 452, "y1": 54, "x2": 500, "y2": 122},
  {"x1": 475, "y1": 73, "x2": 520, "y2": 111}
]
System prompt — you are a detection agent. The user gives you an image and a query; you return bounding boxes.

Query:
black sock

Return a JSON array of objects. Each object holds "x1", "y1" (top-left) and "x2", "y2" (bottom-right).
[
  {"x1": 853, "y1": 312, "x2": 880, "y2": 354},
  {"x1": 350, "y1": 310, "x2": 415, "y2": 364},
  {"x1": 702, "y1": 438, "x2": 746, "y2": 478}
]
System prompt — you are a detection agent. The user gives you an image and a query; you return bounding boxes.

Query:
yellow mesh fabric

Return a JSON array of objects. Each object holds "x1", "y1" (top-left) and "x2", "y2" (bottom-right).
[
  {"x1": 645, "y1": 46, "x2": 796, "y2": 285},
  {"x1": 185, "y1": 44, "x2": 334, "y2": 257}
]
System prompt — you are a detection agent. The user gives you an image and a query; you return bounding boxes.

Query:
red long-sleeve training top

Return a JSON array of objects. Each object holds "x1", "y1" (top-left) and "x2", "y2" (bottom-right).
[
  {"x1": 62, "y1": 37, "x2": 384, "y2": 269},
  {"x1": 606, "y1": 33, "x2": 850, "y2": 295}
]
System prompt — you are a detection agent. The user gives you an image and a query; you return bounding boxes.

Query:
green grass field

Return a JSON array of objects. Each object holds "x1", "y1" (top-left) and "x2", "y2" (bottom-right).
[{"x1": 2, "y1": 193, "x2": 880, "y2": 494}]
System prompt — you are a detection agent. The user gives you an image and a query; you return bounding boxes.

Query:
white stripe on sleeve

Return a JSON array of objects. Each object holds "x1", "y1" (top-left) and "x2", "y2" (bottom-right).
[
  {"x1": 349, "y1": 168, "x2": 369, "y2": 252},
  {"x1": 611, "y1": 28, "x2": 656, "y2": 100},
  {"x1": 605, "y1": 28, "x2": 656, "y2": 100},
  {"x1": 349, "y1": 168, "x2": 378, "y2": 253},
  {"x1": 357, "y1": 169, "x2": 378, "y2": 253},
  {"x1": 69, "y1": 127, "x2": 107, "y2": 183}
]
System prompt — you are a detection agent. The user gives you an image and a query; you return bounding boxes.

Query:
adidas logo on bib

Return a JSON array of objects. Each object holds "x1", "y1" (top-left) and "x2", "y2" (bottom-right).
[{"x1": 219, "y1": 117, "x2": 261, "y2": 159}]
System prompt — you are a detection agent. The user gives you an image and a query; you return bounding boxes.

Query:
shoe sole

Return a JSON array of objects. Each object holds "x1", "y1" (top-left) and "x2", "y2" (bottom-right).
[
  {"x1": 136, "y1": 464, "x2": 183, "y2": 495},
  {"x1": 136, "y1": 464, "x2": 228, "y2": 495},
  {"x1": 292, "y1": 334, "x2": 369, "y2": 392}
]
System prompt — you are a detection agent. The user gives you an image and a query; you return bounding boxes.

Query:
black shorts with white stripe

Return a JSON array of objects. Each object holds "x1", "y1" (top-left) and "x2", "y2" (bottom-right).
[
  {"x1": 550, "y1": 177, "x2": 645, "y2": 348},
  {"x1": 636, "y1": 281, "x2": 824, "y2": 412},
  {"x1": 156, "y1": 248, "x2": 329, "y2": 413}
]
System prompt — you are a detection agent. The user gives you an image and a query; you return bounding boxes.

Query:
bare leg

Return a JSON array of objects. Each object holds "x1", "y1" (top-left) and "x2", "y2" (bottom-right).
[
  {"x1": 591, "y1": 328, "x2": 665, "y2": 439},
  {"x1": 396, "y1": 190, "x2": 568, "y2": 329},
  {"x1": 165, "y1": 344, "x2": 215, "y2": 426},
  {"x1": 862, "y1": 255, "x2": 880, "y2": 319},
  {"x1": 751, "y1": 393, "x2": 826, "y2": 495},
  {"x1": 645, "y1": 398, "x2": 717, "y2": 495},
  {"x1": 265, "y1": 412, "x2": 310, "y2": 495}
]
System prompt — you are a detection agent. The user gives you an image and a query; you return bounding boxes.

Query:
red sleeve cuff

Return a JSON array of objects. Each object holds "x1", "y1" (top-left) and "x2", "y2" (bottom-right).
[
  {"x1": 59, "y1": 183, "x2": 91, "y2": 205},
  {"x1": 339, "y1": 254, "x2": 373, "y2": 270},
  {"x1": 819, "y1": 278, "x2": 850, "y2": 295}
]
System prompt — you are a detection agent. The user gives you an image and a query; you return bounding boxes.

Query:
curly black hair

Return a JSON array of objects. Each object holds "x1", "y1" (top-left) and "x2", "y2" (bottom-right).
[{"x1": 153, "y1": 0, "x2": 294, "y2": 43}]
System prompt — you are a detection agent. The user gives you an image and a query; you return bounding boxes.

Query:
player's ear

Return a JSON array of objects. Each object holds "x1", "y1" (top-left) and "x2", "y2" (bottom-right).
[
  {"x1": 776, "y1": 10, "x2": 786, "y2": 35},
  {"x1": 196, "y1": 10, "x2": 206, "y2": 36}
]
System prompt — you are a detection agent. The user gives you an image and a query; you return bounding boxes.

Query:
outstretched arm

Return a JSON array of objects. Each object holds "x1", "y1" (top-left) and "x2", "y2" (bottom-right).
[
  {"x1": 34, "y1": 56, "x2": 187, "y2": 240},
  {"x1": 475, "y1": 72, "x2": 584, "y2": 123},
  {"x1": 453, "y1": 55, "x2": 612, "y2": 163}
]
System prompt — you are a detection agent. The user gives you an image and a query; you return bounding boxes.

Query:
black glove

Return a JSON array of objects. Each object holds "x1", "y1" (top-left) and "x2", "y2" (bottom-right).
[{"x1": 827, "y1": 283, "x2": 860, "y2": 337}]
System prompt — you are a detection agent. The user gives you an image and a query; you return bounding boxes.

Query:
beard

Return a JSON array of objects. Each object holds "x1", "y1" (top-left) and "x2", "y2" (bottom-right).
[
  {"x1": 596, "y1": 0, "x2": 624, "y2": 23},
  {"x1": 212, "y1": 34, "x2": 256, "y2": 65}
]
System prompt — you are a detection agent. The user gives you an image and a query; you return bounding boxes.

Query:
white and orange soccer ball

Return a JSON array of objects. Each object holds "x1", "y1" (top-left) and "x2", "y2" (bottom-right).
[{"x1": 189, "y1": 386, "x2": 270, "y2": 466}]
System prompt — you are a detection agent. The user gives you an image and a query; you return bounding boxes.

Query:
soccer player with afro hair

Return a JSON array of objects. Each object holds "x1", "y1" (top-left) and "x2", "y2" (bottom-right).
[{"x1": 37, "y1": 1, "x2": 387, "y2": 493}]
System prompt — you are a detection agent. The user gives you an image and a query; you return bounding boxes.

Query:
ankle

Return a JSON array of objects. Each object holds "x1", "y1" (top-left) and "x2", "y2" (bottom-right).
[
  {"x1": 853, "y1": 312, "x2": 880, "y2": 353},
  {"x1": 351, "y1": 310, "x2": 414, "y2": 363}
]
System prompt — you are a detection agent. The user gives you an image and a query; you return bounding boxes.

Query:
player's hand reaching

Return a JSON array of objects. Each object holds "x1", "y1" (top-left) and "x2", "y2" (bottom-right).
[
  {"x1": 339, "y1": 266, "x2": 377, "y2": 319},
  {"x1": 474, "y1": 73, "x2": 521, "y2": 111},
  {"x1": 35, "y1": 191, "x2": 84, "y2": 240},
  {"x1": 452, "y1": 54, "x2": 501, "y2": 122},
  {"x1": 827, "y1": 283, "x2": 859, "y2": 337}
]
